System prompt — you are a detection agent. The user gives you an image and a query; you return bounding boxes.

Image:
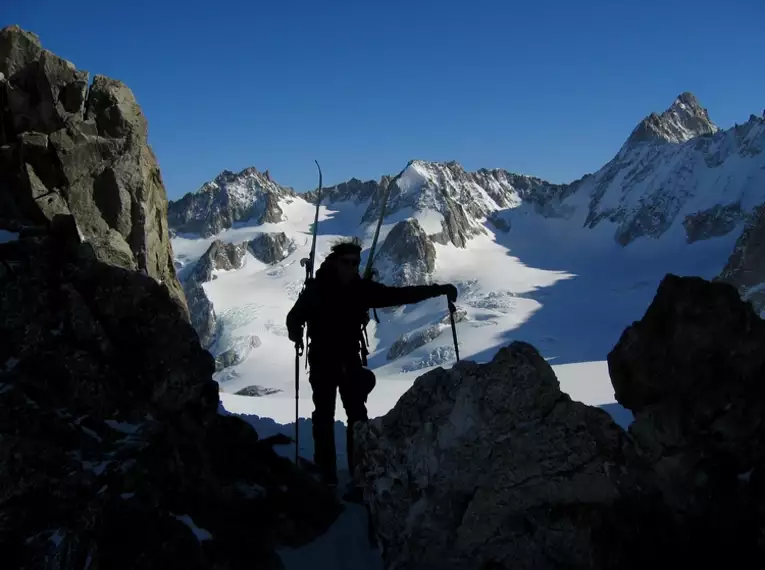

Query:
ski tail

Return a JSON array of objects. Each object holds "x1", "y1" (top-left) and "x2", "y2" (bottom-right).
[{"x1": 300, "y1": 160, "x2": 323, "y2": 282}]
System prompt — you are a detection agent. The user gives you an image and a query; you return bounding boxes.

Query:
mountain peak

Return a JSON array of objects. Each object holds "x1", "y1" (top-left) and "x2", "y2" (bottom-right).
[
  {"x1": 213, "y1": 166, "x2": 267, "y2": 185},
  {"x1": 168, "y1": 166, "x2": 293, "y2": 237},
  {"x1": 626, "y1": 91, "x2": 718, "y2": 146}
]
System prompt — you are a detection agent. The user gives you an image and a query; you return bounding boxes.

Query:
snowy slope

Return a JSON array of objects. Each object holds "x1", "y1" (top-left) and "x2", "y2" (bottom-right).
[{"x1": 570, "y1": 97, "x2": 765, "y2": 246}]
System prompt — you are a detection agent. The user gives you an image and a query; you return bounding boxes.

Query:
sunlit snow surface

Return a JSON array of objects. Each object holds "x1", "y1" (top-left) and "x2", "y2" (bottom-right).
[{"x1": 175, "y1": 192, "x2": 737, "y2": 423}]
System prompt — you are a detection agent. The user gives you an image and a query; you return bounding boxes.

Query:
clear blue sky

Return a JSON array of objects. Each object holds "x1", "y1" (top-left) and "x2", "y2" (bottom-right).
[{"x1": 4, "y1": 0, "x2": 764, "y2": 199}]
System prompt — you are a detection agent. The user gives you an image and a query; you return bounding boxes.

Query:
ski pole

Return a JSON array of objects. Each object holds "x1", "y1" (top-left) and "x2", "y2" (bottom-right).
[
  {"x1": 448, "y1": 299, "x2": 460, "y2": 362},
  {"x1": 294, "y1": 344, "x2": 300, "y2": 463}
]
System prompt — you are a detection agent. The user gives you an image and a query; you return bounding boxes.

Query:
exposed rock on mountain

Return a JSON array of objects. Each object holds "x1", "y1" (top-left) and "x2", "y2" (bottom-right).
[
  {"x1": 304, "y1": 177, "x2": 380, "y2": 206},
  {"x1": 356, "y1": 342, "x2": 628, "y2": 570},
  {"x1": 167, "y1": 167, "x2": 295, "y2": 238},
  {"x1": 683, "y1": 202, "x2": 743, "y2": 243},
  {"x1": 0, "y1": 224, "x2": 340, "y2": 570},
  {"x1": 235, "y1": 385, "x2": 282, "y2": 397},
  {"x1": 625, "y1": 91, "x2": 718, "y2": 145},
  {"x1": 360, "y1": 160, "x2": 571, "y2": 249},
  {"x1": 1, "y1": 26, "x2": 340, "y2": 569},
  {"x1": 214, "y1": 335, "x2": 261, "y2": 372},
  {"x1": 581, "y1": 97, "x2": 764, "y2": 246},
  {"x1": 717, "y1": 203, "x2": 765, "y2": 315},
  {"x1": 387, "y1": 308, "x2": 466, "y2": 361},
  {"x1": 180, "y1": 240, "x2": 249, "y2": 348},
  {"x1": 248, "y1": 231, "x2": 296, "y2": 265},
  {"x1": 358, "y1": 274, "x2": 765, "y2": 569},
  {"x1": 0, "y1": 25, "x2": 186, "y2": 316},
  {"x1": 373, "y1": 218, "x2": 435, "y2": 286}
]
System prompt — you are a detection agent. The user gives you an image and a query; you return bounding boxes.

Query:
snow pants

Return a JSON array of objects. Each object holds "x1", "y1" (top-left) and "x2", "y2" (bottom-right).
[{"x1": 308, "y1": 354, "x2": 376, "y2": 480}]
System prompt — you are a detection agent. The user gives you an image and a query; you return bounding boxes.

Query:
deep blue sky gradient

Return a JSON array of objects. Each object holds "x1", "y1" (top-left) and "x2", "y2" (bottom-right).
[{"x1": 4, "y1": 0, "x2": 764, "y2": 199}]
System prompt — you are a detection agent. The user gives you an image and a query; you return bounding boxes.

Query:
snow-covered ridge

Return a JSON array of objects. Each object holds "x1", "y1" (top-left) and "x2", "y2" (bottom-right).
[
  {"x1": 168, "y1": 93, "x2": 764, "y2": 251},
  {"x1": 167, "y1": 166, "x2": 297, "y2": 237},
  {"x1": 577, "y1": 108, "x2": 765, "y2": 246}
]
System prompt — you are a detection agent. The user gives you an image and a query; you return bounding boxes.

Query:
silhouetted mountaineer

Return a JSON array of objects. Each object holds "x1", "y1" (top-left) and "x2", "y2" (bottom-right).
[{"x1": 286, "y1": 241, "x2": 457, "y2": 495}]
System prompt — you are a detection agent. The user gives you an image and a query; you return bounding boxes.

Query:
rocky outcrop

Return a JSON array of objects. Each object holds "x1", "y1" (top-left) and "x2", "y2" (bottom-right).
[
  {"x1": 248, "y1": 231, "x2": 296, "y2": 265},
  {"x1": 235, "y1": 385, "x2": 282, "y2": 397},
  {"x1": 180, "y1": 240, "x2": 248, "y2": 348},
  {"x1": 304, "y1": 176, "x2": 380, "y2": 206},
  {"x1": 0, "y1": 26, "x2": 341, "y2": 569},
  {"x1": 683, "y1": 201, "x2": 743, "y2": 243},
  {"x1": 717, "y1": 203, "x2": 765, "y2": 315},
  {"x1": 0, "y1": 25, "x2": 187, "y2": 316},
  {"x1": 0, "y1": 220, "x2": 340, "y2": 569},
  {"x1": 608, "y1": 274, "x2": 765, "y2": 509},
  {"x1": 625, "y1": 91, "x2": 718, "y2": 145},
  {"x1": 387, "y1": 308, "x2": 466, "y2": 361},
  {"x1": 356, "y1": 342, "x2": 628, "y2": 570},
  {"x1": 215, "y1": 335, "x2": 261, "y2": 372},
  {"x1": 357, "y1": 274, "x2": 765, "y2": 569},
  {"x1": 600, "y1": 274, "x2": 765, "y2": 568},
  {"x1": 167, "y1": 167, "x2": 294, "y2": 238},
  {"x1": 374, "y1": 218, "x2": 436, "y2": 286}
]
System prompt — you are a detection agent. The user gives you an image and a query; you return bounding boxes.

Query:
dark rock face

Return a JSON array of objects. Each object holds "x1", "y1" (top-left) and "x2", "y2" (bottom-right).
[
  {"x1": 248, "y1": 231, "x2": 296, "y2": 265},
  {"x1": 0, "y1": 225, "x2": 341, "y2": 569},
  {"x1": 601, "y1": 274, "x2": 765, "y2": 568},
  {"x1": 718, "y1": 203, "x2": 765, "y2": 316},
  {"x1": 0, "y1": 26, "x2": 341, "y2": 570},
  {"x1": 0, "y1": 25, "x2": 186, "y2": 316},
  {"x1": 683, "y1": 202, "x2": 744, "y2": 243},
  {"x1": 374, "y1": 218, "x2": 435, "y2": 286}
]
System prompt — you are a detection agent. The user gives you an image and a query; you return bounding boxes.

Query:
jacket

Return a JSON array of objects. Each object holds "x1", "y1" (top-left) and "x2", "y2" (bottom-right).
[{"x1": 286, "y1": 272, "x2": 444, "y2": 362}]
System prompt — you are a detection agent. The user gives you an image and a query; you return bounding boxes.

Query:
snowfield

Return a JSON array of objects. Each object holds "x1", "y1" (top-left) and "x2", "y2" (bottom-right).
[{"x1": 173, "y1": 177, "x2": 742, "y2": 441}]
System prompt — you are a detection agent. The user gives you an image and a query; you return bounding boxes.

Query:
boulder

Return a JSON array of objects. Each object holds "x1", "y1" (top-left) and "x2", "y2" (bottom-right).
[
  {"x1": 355, "y1": 342, "x2": 629, "y2": 570},
  {"x1": 0, "y1": 25, "x2": 186, "y2": 317},
  {"x1": 603, "y1": 274, "x2": 765, "y2": 566}
]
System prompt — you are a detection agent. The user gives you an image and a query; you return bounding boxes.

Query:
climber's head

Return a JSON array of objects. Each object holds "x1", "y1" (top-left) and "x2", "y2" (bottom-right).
[{"x1": 319, "y1": 240, "x2": 361, "y2": 286}]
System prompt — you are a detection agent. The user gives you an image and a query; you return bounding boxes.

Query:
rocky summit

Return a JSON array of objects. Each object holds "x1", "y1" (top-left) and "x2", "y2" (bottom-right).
[
  {"x1": 355, "y1": 275, "x2": 765, "y2": 569},
  {"x1": 167, "y1": 167, "x2": 296, "y2": 238},
  {"x1": 0, "y1": 25, "x2": 186, "y2": 316},
  {"x1": 0, "y1": 26, "x2": 340, "y2": 569}
]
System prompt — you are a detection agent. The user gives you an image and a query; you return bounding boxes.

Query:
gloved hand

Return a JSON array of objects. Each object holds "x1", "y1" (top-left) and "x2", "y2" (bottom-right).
[{"x1": 439, "y1": 283, "x2": 458, "y2": 303}]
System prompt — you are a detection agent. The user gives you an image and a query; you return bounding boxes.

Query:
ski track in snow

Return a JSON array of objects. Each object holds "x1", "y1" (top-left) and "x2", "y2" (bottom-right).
[{"x1": 178, "y1": 185, "x2": 744, "y2": 568}]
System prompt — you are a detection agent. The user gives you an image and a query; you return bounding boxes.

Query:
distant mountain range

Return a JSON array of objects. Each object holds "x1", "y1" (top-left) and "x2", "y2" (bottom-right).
[{"x1": 168, "y1": 92, "x2": 764, "y2": 322}]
